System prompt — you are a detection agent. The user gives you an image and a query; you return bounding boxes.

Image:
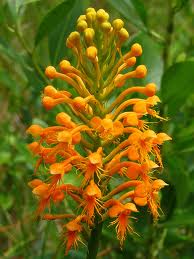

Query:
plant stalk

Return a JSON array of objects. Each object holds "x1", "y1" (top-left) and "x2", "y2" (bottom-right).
[{"x1": 86, "y1": 217, "x2": 103, "y2": 259}]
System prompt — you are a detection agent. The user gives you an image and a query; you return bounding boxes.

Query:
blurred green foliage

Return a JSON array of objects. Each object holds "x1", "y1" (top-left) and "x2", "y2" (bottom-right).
[{"x1": 0, "y1": 0, "x2": 194, "y2": 258}]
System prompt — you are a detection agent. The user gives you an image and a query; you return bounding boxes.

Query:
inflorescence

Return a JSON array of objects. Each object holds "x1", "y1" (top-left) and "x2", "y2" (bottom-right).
[{"x1": 26, "y1": 7, "x2": 171, "y2": 254}]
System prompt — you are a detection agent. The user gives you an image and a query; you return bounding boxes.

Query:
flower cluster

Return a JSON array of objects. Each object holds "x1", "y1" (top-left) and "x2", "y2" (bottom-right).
[{"x1": 27, "y1": 7, "x2": 171, "y2": 254}]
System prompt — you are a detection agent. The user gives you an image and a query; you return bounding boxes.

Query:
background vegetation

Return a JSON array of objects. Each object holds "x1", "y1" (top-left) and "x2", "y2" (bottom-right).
[{"x1": 0, "y1": 0, "x2": 194, "y2": 258}]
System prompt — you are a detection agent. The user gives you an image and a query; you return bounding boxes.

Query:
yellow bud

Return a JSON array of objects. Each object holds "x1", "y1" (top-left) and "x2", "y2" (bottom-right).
[
  {"x1": 77, "y1": 14, "x2": 86, "y2": 22},
  {"x1": 118, "y1": 28, "x2": 129, "y2": 42},
  {"x1": 86, "y1": 7, "x2": 96, "y2": 13},
  {"x1": 86, "y1": 46, "x2": 98, "y2": 61},
  {"x1": 68, "y1": 31, "x2": 80, "y2": 46},
  {"x1": 101, "y1": 22, "x2": 112, "y2": 32},
  {"x1": 86, "y1": 11, "x2": 96, "y2": 23},
  {"x1": 45, "y1": 66, "x2": 57, "y2": 79},
  {"x1": 135, "y1": 65, "x2": 147, "y2": 78},
  {"x1": 59, "y1": 60, "x2": 72, "y2": 73},
  {"x1": 56, "y1": 112, "x2": 71, "y2": 125},
  {"x1": 77, "y1": 20, "x2": 88, "y2": 31},
  {"x1": 112, "y1": 19, "x2": 124, "y2": 31},
  {"x1": 84, "y1": 28, "x2": 95, "y2": 45},
  {"x1": 131, "y1": 43, "x2": 142, "y2": 56},
  {"x1": 96, "y1": 9, "x2": 109, "y2": 23}
]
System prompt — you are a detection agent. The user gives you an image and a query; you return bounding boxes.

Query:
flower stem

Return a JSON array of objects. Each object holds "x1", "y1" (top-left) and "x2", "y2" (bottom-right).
[{"x1": 86, "y1": 217, "x2": 103, "y2": 259}]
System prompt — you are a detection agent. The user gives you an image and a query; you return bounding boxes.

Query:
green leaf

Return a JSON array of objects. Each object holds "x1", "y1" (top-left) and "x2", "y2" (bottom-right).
[
  {"x1": 130, "y1": 32, "x2": 164, "y2": 87},
  {"x1": 131, "y1": 0, "x2": 147, "y2": 25},
  {"x1": 48, "y1": 0, "x2": 84, "y2": 65},
  {"x1": 160, "y1": 213, "x2": 194, "y2": 228},
  {"x1": 161, "y1": 61, "x2": 194, "y2": 116},
  {"x1": 164, "y1": 155, "x2": 190, "y2": 207},
  {"x1": 35, "y1": 0, "x2": 74, "y2": 46},
  {"x1": 107, "y1": 0, "x2": 147, "y2": 30}
]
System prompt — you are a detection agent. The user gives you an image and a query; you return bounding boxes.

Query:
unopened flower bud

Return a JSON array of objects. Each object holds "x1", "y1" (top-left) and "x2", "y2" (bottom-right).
[
  {"x1": 96, "y1": 9, "x2": 109, "y2": 23},
  {"x1": 86, "y1": 7, "x2": 96, "y2": 13},
  {"x1": 118, "y1": 28, "x2": 129, "y2": 42},
  {"x1": 44, "y1": 85, "x2": 58, "y2": 97},
  {"x1": 56, "y1": 112, "x2": 71, "y2": 125},
  {"x1": 77, "y1": 20, "x2": 88, "y2": 31},
  {"x1": 84, "y1": 28, "x2": 95, "y2": 45},
  {"x1": 101, "y1": 22, "x2": 112, "y2": 32},
  {"x1": 112, "y1": 19, "x2": 124, "y2": 31},
  {"x1": 45, "y1": 66, "x2": 57, "y2": 79},
  {"x1": 68, "y1": 31, "x2": 81, "y2": 47},
  {"x1": 145, "y1": 83, "x2": 156, "y2": 96},
  {"x1": 86, "y1": 46, "x2": 98, "y2": 61},
  {"x1": 131, "y1": 43, "x2": 142, "y2": 56},
  {"x1": 86, "y1": 11, "x2": 96, "y2": 23},
  {"x1": 135, "y1": 65, "x2": 147, "y2": 78},
  {"x1": 77, "y1": 14, "x2": 86, "y2": 22}
]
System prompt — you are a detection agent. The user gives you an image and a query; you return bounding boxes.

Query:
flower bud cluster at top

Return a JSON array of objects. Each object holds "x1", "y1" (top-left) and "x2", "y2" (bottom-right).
[{"x1": 26, "y1": 7, "x2": 171, "y2": 255}]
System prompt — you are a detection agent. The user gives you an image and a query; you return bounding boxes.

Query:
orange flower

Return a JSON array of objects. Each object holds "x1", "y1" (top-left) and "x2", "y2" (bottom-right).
[
  {"x1": 64, "y1": 216, "x2": 84, "y2": 255},
  {"x1": 127, "y1": 130, "x2": 171, "y2": 166},
  {"x1": 82, "y1": 180, "x2": 102, "y2": 219},
  {"x1": 90, "y1": 116, "x2": 124, "y2": 139},
  {"x1": 108, "y1": 200, "x2": 138, "y2": 246},
  {"x1": 134, "y1": 179, "x2": 168, "y2": 219}
]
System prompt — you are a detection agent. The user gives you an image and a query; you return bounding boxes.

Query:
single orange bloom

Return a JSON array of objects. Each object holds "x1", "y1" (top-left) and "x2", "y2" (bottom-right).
[{"x1": 108, "y1": 200, "x2": 138, "y2": 246}]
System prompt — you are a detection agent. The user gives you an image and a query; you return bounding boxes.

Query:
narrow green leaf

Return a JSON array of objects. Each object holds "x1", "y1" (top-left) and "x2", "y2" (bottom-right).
[
  {"x1": 161, "y1": 61, "x2": 194, "y2": 116},
  {"x1": 48, "y1": 0, "x2": 83, "y2": 65},
  {"x1": 131, "y1": 0, "x2": 147, "y2": 25},
  {"x1": 35, "y1": 0, "x2": 74, "y2": 46}
]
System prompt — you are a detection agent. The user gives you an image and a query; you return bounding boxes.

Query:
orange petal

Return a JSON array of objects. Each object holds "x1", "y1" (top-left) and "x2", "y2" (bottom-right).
[{"x1": 134, "y1": 196, "x2": 147, "y2": 206}]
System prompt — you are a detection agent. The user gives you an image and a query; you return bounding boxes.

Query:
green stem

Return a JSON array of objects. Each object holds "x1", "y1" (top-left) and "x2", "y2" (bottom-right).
[{"x1": 86, "y1": 217, "x2": 103, "y2": 259}]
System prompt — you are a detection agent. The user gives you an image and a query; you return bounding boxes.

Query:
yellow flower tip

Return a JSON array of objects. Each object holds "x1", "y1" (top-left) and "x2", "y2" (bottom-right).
[
  {"x1": 124, "y1": 202, "x2": 138, "y2": 212},
  {"x1": 77, "y1": 20, "x2": 88, "y2": 32},
  {"x1": 45, "y1": 66, "x2": 57, "y2": 79},
  {"x1": 135, "y1": 65, "x2": 147, "y2": 78},
  {"x1": 86, "y1": 46, "x2": 98, "y2": 61},
  {"x1": 28, "y1": 179, "x2": 43, "y2": 189},
  {"x1": 114, "y1": 74, "x2": 125, "y2": 88},
  {"x1": 101, "y1": 22, "x2": 112, "y2": 33},
  {"x1": 32, "y1": 183, "x2": 49, "y2": 197},
  {"x1": 96, "y1": 9, "x2": 109, "y2": 23},
  {"x1": 152, "y1": 179, "x2": 168, "y2": 190},
  {"x1": 118, "y1": 28, "x2": 129, "y2": 42},
  {"x1": 131, "y1": 43, "x2": 142, "y2": 57},
  {"x1": 112, "y1": 19, "x2": 124, "y2": 31},
  {"x1": 59, "y1": 60, "x2": 71, "y2": 73},
  {"x1": 26, "y1": 124, "x2": 43, "y2": 137},
  {"x1": 145, "y1": 83, "x2": 157, "y2": 96},
  {"x1": 156, "y1": 133, "x2": 172, "y2": 144},
  {"x1": 56, "y1": 112, "x2": 71, "y2": 125},
  {"x1": 84, "y1": 28, "x2": 95, "y2": 44}
]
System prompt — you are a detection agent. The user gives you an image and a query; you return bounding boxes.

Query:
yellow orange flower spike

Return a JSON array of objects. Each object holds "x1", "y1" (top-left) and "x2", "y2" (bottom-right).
[{"x1": 26, "y1": 7, "x2": 172, "y2": 255}]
